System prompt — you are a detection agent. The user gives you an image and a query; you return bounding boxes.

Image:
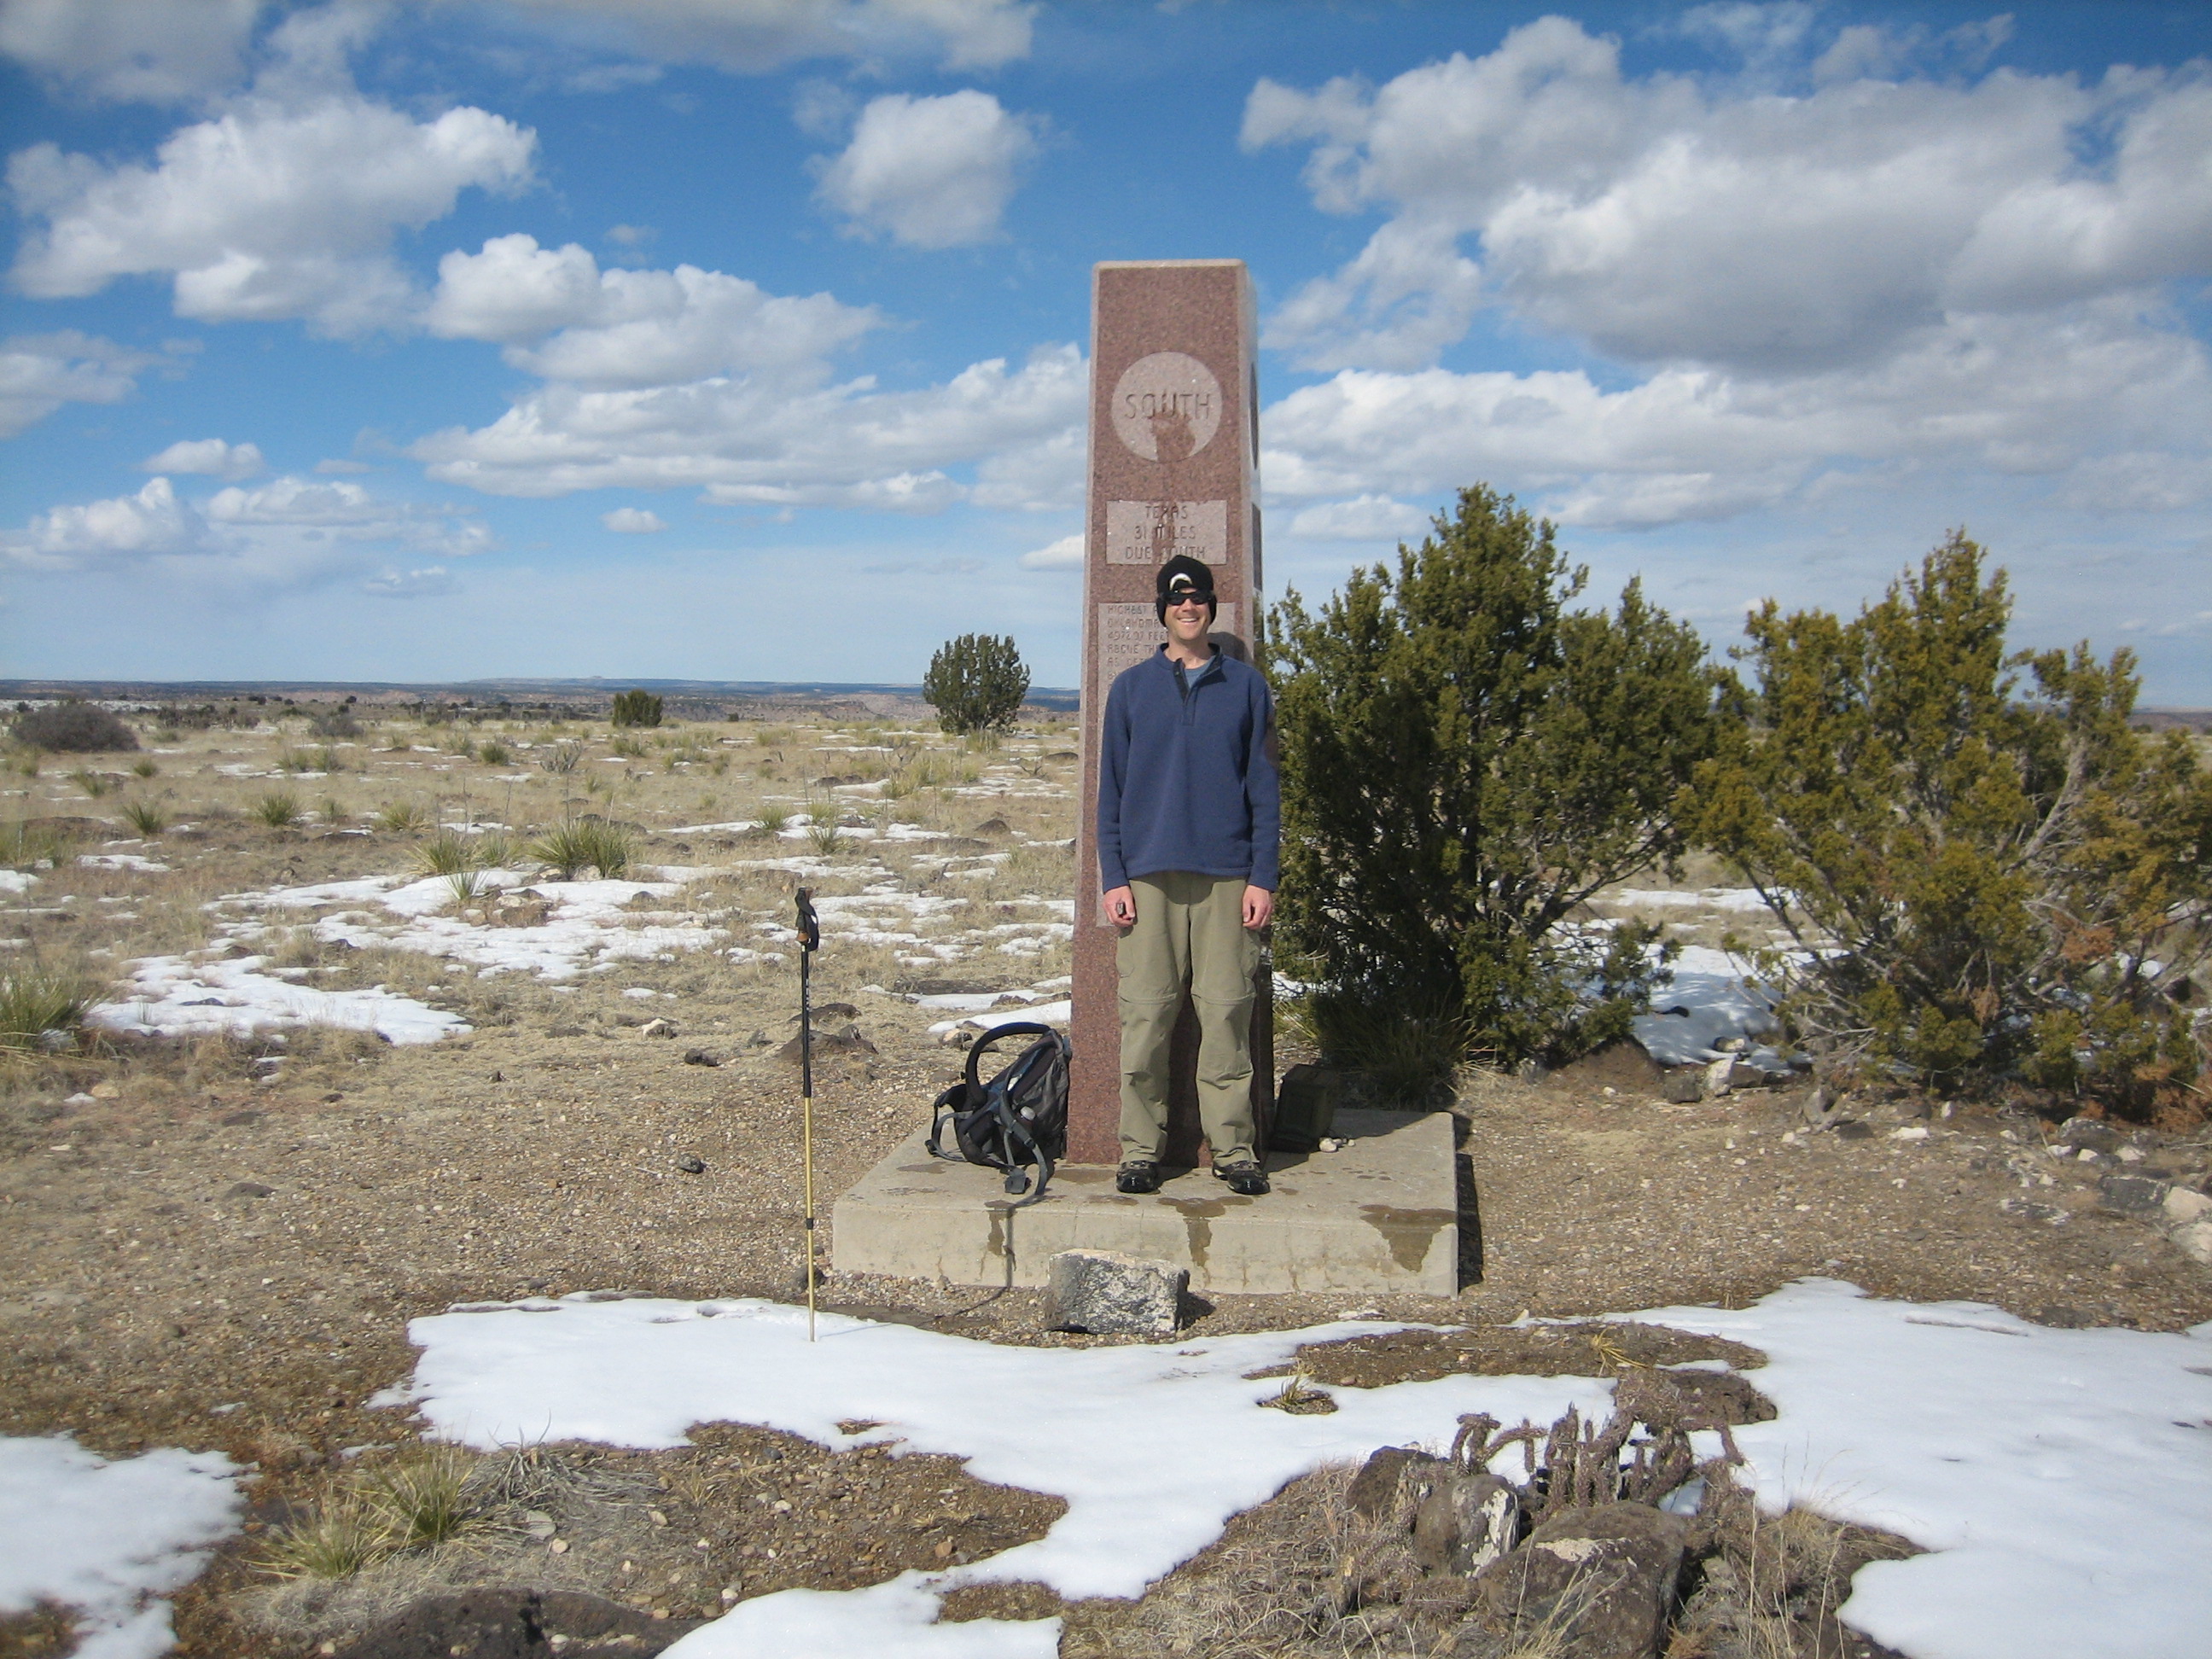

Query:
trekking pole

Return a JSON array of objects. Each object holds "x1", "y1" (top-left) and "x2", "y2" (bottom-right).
[{"x1": 795, "y1": 887, "x2": 821, "y2": 1341}]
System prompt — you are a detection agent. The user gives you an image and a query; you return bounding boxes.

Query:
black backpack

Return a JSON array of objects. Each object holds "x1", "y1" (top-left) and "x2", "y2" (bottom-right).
[{"x1": 926, "y1": 1022, "x2": 1070, "y2": 1207}]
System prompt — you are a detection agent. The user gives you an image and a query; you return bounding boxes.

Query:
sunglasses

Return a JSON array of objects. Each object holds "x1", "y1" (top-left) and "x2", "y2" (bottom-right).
[{"x1": 1165, "y1": 587, "x2": 1215, "y2": 608}]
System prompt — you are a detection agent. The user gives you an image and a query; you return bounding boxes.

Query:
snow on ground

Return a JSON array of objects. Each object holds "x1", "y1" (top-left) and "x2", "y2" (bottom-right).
[
  {"x1": 1608, "y1": 886, "x2": 1778, "y2": 913},
  {"x1": 0, "y1": 870, "x2": 36, "y2": 895},
  {"x1": 77, "y1": 854, "x2": 172, "y2": 873},
  {"x1": 89, "y1": 950, "x2": 470, "y2": 1045},
  {"x1": 1633, "y1": 943, "x2": 1784, "y2": 1065},
  {"x1": 924, "y1": 999, "x2": 1072, "y2": 1038},
  {"x1": 385, "y1": 1283, "x2": 2212, "y2": 1659},
  {"x1": 0, "y1": 1436, "x2": 241, "y2": 1659}
]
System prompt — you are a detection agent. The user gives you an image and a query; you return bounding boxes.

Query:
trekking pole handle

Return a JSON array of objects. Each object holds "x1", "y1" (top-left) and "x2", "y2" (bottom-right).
[{"x1": 795, "y1": 888, "x2": 819, "y2": 952}]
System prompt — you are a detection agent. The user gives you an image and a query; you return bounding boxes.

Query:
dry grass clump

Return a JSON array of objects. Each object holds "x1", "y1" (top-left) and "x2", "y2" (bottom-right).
[
  {"x1": 0, "y1": 963, "x2": 97, "y2": 1054},
  {"x1": 0, "y1": 818, "x2": 79, "y2": 869},
  {"x1": 260, "y1": 1447, "x2": 481, "y2": 1580},
  {"x1": 253, "y1": 791, "x2": 303, "y2": 828}
]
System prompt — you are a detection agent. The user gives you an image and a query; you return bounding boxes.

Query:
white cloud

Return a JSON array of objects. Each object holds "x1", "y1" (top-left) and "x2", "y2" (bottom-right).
[
  {"x1": 0, "y1": 330, "x2": 156, "y2": 438},
  {"x1": 602, "y1": 507, "x2": 667, "y2": 533},
  {"x1": 1016, "y1": 532, "x2": 1081, "y2": 569},
  {"x1": 3, "y1": 475, "x2": 208, "y2": 568},
  {"x1": 1284, "y1": 494, "x2": 1429, "y2": 541},
  {"x1": 0, "y1": 0, "x2": 265, "y2": 104},
  {"x1": 3, "y1": 473, "x2": 492, "y2": 587},
  {"x1": 426, "y1": 235, "x2": 876, "y2": 387},
  {"x1": 141, "y1": 437, "x2": 263, "y2": 480},
  {"x1": 412, "y1": 341, "x2": 1086, "y2": 512},
  {"x1": 1244, "y1": 18, "x2": 2212, "y2": 375},
  {"x1": 1238, "y1": 17, "x2": 2212, "y2": 530},
  {"x1": 313, "y1": 457, "x2": 372, "y2": 474},
  {"x1": 815, "y1": 90, "x2": 1037, "y2": 248},
  {"x1": 361, "y1": 565, "x2": 457, "y2": 599},
  {"x1": 501, "y1": 0, "x2": 1033, "y2": 74},
  {"x1": 9, "y1": 84, "x2": 537, "y2": 335}
]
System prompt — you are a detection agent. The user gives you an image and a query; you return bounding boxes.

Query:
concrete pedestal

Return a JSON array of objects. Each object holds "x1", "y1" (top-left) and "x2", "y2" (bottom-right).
[{"x1": 830, "y1": 1108, "x2": 1458, "y2": 1295}]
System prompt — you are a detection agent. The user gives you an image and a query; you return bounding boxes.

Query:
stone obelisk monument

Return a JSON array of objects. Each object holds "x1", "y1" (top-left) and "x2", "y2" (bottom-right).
[{"x1": 1068, "y1": 259, "x2": 1272, "y2": 1167}]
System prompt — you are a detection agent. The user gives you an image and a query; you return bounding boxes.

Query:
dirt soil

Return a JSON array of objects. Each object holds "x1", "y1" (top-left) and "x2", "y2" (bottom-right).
[{"x1": 3, "y1": 708, "x2": 2208, "y2": 1657}]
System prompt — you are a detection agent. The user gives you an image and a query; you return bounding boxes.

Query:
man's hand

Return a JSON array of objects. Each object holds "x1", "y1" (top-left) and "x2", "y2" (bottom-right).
[
  {"x1": 1243, "y1": 884, "x2": 1274, "y2": 930},
  {"x1": 1104, "y1": 885, "x2": 1137, "y2": 927}
]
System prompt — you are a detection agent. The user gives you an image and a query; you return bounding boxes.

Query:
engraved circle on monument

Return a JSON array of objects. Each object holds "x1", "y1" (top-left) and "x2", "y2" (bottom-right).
[{"x1": 1111, "y1": 352, "x2": 1222, "y2": 463}]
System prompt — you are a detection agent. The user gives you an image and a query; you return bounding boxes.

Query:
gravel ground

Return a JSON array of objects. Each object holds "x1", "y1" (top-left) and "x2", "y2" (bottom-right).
[{"x1": 3, "y1": 711, "x2": 2207, "y2": 1656}]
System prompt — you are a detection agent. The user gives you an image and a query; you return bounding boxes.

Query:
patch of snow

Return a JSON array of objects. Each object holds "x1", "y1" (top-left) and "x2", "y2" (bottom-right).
[
  {"x1": 0, "y1": 1435, "x2": 241, "y2": 1659},
  {"x1": 670, "y1": 1572, "x2": 1056, "y2": 1658},
  {"x1": 90, "y1": 953, "x2": 469, "y2": 1045},
  {"x1": 667, "y1": 820, "x2": 762, "y2": 835},
  {"x1": 925, "y1": 999, "x2": 1071, "y2": 1036},
  {"x1": 1619, "y1": 1280, "x2": 2212, "y2": 1659},
  {"x1": 1633, "y1": 945, "x2": 1782, "y2": 1066},
  {"x1": 77, "y1": 854, "x2": 172, "y2": 873},
  {"x1": 0, "y1": 870, "x2": 36, "y2": 895},
  {"x1": 1608, "y1": 887, "x2": 1780, "y2": 913}
]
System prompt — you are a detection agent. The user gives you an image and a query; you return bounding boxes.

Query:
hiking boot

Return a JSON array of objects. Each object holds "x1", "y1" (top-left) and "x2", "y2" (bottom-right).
[
  {"x1": 1115, "y1": 1161, "x2": 1162, "y2": 1195},
  {"x1": 1214, "y1": 1159, "x2": 1270, "y2": 1196}
]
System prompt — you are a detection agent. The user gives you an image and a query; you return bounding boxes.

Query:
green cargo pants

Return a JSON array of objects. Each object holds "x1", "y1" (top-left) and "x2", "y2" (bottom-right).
[{"x1": 1116, "y1": 871, "x2": 1260, "y2": 1167}]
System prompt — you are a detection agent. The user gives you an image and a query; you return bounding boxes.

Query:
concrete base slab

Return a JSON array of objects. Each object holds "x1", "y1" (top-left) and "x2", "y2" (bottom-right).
[{"x1": 831, "y1": 1108, "x2": 1458, "y2": 1295}]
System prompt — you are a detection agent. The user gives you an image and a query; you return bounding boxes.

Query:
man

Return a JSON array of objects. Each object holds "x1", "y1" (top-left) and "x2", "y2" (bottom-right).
[{"x1": 1096, "y1": 553, "x2": 1280, "y2": 1197}]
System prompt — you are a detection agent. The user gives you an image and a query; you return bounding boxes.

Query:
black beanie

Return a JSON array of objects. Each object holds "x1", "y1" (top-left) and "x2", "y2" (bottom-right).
[{"x1": 1155, "y1": 554, "x2": 1217, "y2": 624}]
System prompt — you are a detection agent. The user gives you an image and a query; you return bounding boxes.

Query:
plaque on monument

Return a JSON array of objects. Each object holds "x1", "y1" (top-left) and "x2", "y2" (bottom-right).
[{"x1": 1070, "y1": 260, "x2": 1272, "y2": 1168}]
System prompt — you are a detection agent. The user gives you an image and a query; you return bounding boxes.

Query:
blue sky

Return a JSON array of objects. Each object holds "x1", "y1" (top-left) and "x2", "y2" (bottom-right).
[{"x1": 2, "y1": 0, "x2": 2208, "y2": 700}]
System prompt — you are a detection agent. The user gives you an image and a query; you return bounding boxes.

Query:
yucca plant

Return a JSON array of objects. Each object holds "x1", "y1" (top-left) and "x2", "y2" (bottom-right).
[
  {"x1": 537, "y1": 742, "x2": 582, "y2": 775},
  {"x1": 0, "y1": 964, "x2": 96, "y2": 1053},
  {"x1": 805, "y1": 819, "x2": 842, "y2": 856},
  {"x1": 364, "y1": 1447, "x2": 476, "y2": 1547},
  {"x1": 120, "y1": 800, "x2": 167, "y2": 837},
  {"x1": 131, "y1": 759, "x2": 160, "y2": 779},
  {"x1": 528, "y1": 818, "x2": 634, "y2": 880},
  {"x1": 478, "y1": 740, "x2": 511, "y2": 765},
  {"x1": 412, "y1": 830, "x2": 479, "y2": 876},
  {"x1": 259, "y1": 1498, "x2": 387, "y2": 1580},
  {"x1": 70, "y1": 767, "x2": 111, "y2": 799},
  {"x1": 253, "y1": 792, "x2": 303, "y2": 829},
  {"x1": 375, "y1": 800, "x2": 432, "y2": 835},
  {"x1": 756, "y1": 802, "x2": 791, "y2": 835}
]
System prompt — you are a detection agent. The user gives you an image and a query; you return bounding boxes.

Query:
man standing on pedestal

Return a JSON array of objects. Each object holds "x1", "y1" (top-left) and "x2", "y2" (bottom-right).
[{"x1": 1097, "y1": 554, "x2": 1280, "y2": 1198}]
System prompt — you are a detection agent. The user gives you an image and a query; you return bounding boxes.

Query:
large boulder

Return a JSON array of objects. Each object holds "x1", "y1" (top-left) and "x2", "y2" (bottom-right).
[
  {"x1": 1475, "y1": 1501, "x2": 1690, "y2": 1659},
  {"x1": 1043, "y1": 1249, "x2": 1186, "y2": 1338}
]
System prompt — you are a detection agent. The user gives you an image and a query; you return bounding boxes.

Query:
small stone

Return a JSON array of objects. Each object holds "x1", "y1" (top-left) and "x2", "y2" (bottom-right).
[
  {"x1": 2057, "y1": 1115, "x2": 2121, "y2": 1154},
  {"x1": 2168, "y1": 1220, "x2": 2212, "y2": 1267},
  {"x1": 1889, "y1": 1125, "x2": 1930, "y2": 1142},
  {"x1": 639, "y1": 1017, "x2": 678, "y2": 1039},
  {"x1": 1044, "y1": 1249, "x2": 1186, "y2": 1338},
  {"x1": 675, "y1": 1155, "x2": 707, "y2": 1174},
  {"x1": 1832, "y1": 1121, "x2": 1873, "y2": 1141},
  {"x1": 548, "y1": 1538, "x2": 568, "y2": 1553},
  {"x1": 1659, "y1": 1068, "x2": 1704, "y2": 1104},
  {"x1": 683, "y1": 1049, "x2": 721, "y2": 1067},
  {"x1": 2163, "y1": 1186, "x2": 2212, "y2": 1228},
  {"x1": 2000, "y1": 1196, "x2": 2069, "y2": 1225},
  {"x1": 1346, "y1": 1446, "x2": 1446, "y2": 1521},
  {"x1": 1475, "y1": 1502, "x2": 1688, "y2": 1659},
  {"x1": 1703, "y1": 1057, "x2": 1738, "y2": 1095},
  {"x1": 89, "y1": 1081, "x2": 119, "y2": 1099},
  {"x1": 226, "y1": 1180, "x2": 274, "y2": 1199}
]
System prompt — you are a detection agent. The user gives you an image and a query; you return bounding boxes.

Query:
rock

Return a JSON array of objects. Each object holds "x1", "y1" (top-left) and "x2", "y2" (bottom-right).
[
  {"x1": 2168, "y1": 1220, "x2": 2212, "y2": 1267},
  {"x1": 638, "y1": 1017, "x2": 678, "y2": 1038},
  {"x1": 789, "y1": 1002, "x2": 860, "y2": 1021},
  {"x1": 1703, "y1": 1056, "x2": 1742, "y2": 1096},
  {"x1": 1659, "y1": 1069, "x2": 1704, "y2": 1104},
  {"x1": 2098, "y1": 1172, "x2": 2169, "y2": 1215},
  {"x1": 2000, "y1": 1196, "x2": 2069, "y2": 1225},
  {"x1": 1475, "y1": 1502, "x2": 1689, "y2": 1659},
  {"x1": 1345, "y1": 1446, "x2": 1447, "y2": 1522},
  {"x1": 1412, "y1": 1469, "x2": 1518, "y2": 1575},
  {"x1": 1617, "y1": 1366, "x2": 1776, "y2": 1428},
  {"x1": 778, "y1": 1023, "x2": 876, "y2": 1065},
  {"x1": 970, "y1": 817, "x2": 1011, "y2": 836},
  {"x1": 674, "y1": 1155, "x2": 707, "y2": 1174},
  {"x1": 225, "y1": 1180, "x2": 274, "y2": 1199},
  {"x1": 346, "y1": 1589, "x2": 698, "y2": 1659},
  {"x1": 2057, "y1": 1116, "x2": 2121, "y2": 1154},
  {"x1": 1043, "y1": 1249, "x2": 1186, "y2": 1338},
  {"x1": 1888, "y1": 1125, "x2": 1930, "y2": 1142},
  {"x1": 682, "y1": 1049, "x2": 720, "y2": 1067},
  {"x1": 2163, "y1": 1186, "x2": 2212, "y2": 1228},
  {"x1": 219, "y1": 1109, "x2": 262, "y2": 1126},
  {"x1": 1799, "y1": 1083, "x2": 1845, "y2": 1129},
  {"x1": 1832, "y1": 1120, "x2": 1874, "y2": 1141}
]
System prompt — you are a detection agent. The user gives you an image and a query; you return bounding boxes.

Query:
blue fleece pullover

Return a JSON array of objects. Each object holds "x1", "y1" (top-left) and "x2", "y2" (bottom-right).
[{"x1": 1097, "y1": 646, "x2": 1280, "y2": 892}]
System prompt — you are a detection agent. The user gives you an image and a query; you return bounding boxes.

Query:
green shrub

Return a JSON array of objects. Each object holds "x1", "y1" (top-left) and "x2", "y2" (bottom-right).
[
  {"x1": 0, "y1": 964, "x2": 96, "y2": 1053},
  {"x1": 806, "y1": 819, "x2": 842, "y2": 856},
  {"x1": 308, "y1": 707, "x2": 361, "y2": 739},
  {"x1": 69, "y1": 767, "x2": 112, "y2": 799},
  {"x1": 1268, "y1": 485, "x2": 1725, "y2": 1070},
  {"x1": 757, "y1": 802, "x2": 791, "y2": 835},
  {"x1": 611, "y1": 690, "x2": 663, "y2": 728},
  {"x1": 131, "y1": 759, "x2": 159, "y2": 779},
  {"x1": 1697, "y1": 533, "x2": 2211, "y2": 1117},
  {"x1": 478, "y1": 739, "x2": 511, "y2": 765},
  {"x1": 253, "y1": 792, "x2": 303, "y2": 829},
  {"x1": 537, "y1": 742, "x2": 582, "y2": 774},
  {"x1": 608, "y1": 732, "x2": 649, "y2": 760},
  {"x1": 923, "y1": 634, "x2": 1029, "y2": 734},
  {"x1": 121, "y1": 800, "x2": 167, "y2": 837},
  {"x1": 528, "y1": 818, "x2": 635, "y2": 880},
  {"x1": 11, "y1": 701, "x2": 137, "y2": 753}
]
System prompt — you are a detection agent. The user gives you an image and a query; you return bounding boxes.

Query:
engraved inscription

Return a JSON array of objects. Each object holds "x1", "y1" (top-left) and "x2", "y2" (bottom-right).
[
  {"x1": 1097, "y1": 600, "x2": 1241, "y2": 688},
  {"x1": 1104, "y1": 499, "x2": 1228, "y2": 565},
  {"x1": 1110, "y1": 352, "x2": 1222, "y2": 462}
]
